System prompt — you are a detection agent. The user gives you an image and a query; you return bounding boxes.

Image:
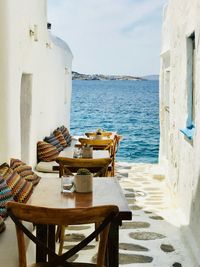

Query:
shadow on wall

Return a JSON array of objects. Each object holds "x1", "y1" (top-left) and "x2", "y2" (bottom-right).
[{"x1": 20, "y1": 73, "x2": 32, "y2": 164}]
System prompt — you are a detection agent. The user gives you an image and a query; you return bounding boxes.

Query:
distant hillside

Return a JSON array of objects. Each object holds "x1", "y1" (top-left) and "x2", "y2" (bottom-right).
[
  {"x1": 142, "y1": 75, "x2": 159, "y2": 80},
  {"x1": 72, "y1": 71, "x2": 144, "y2": 81}
]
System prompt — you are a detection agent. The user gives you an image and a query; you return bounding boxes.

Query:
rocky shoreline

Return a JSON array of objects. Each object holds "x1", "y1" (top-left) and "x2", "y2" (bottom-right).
[{"x1": 72, "y1": 71, "x2": 144, "y2": 81}]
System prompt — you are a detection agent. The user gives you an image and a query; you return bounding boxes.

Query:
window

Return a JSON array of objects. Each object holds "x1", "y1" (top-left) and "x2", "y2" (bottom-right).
[{"x1": 180, "y1": 32, "x2": 195, "y2": 140}]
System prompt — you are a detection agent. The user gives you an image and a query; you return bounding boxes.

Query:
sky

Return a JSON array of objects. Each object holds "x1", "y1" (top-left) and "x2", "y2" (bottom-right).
[{"x1": 48, "y1": 0, "x2": 167, "y2": 77}]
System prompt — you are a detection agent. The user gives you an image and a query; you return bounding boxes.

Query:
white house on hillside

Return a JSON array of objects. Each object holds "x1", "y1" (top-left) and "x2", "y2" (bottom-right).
[
  {"x1": 0, "y1": 0, "x2": 73, "y2": 166},
  {"x1": 160, "y1": 0, "x2": 200, "y2": 262}
]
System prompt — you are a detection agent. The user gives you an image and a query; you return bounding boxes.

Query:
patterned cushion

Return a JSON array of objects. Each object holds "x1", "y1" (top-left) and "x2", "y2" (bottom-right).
[
  {"x1": 44, "y1": 134, "x2": 63, "y2": 152},
  {"x1": 0, "y1": 163, "x2": 33, "y2": 203},
  {"x1": 0, "y1": 175, "x2": 14, "y2": 218},
  {"x1": 54, "y1": 130, "x2": 67, "y2": 148},
  {"x1": 10, "y1": 158, "x2": 41, "y2": 186},
  {"x1": 0, "y1": 216, "x2": 6, "y2": 233},
  {"x1": 59, "y1": 126, "x2": 72, "y2": 146},
  {"x1": 37, "y1": 141, "x2": 59, "y2": 162}
]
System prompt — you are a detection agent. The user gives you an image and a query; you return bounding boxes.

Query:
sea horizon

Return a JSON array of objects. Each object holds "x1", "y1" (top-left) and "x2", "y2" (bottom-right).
[{"x1": 72, "y1": 71, "x2": 159, "y2": 81}]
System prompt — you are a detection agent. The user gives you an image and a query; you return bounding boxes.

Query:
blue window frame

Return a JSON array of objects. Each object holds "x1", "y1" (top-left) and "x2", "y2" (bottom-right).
[{"x1": 180, "y1": 32, "x2": 195, "y2": 140}]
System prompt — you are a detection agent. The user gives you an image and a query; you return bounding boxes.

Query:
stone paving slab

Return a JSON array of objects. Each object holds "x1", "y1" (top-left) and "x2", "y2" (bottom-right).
[{"x1": 58, "y1": 162, "x2": 196, "y2": 267}]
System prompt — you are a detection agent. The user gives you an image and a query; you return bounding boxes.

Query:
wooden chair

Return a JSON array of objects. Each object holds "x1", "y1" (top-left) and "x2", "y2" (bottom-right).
[
  {"x1": 55, "y1": 157, "x2": 112, "y2": 252},
  {"x1": 7, "y1": 201, "x2": 119, "y2": 267},
  {"x1": 78, "y1": 138, "x2": 113, "y2": 154},
  {"x1": 56, "y1": 157, "x2": 112, "y2": 178},
  {"x1": 80, "y1": 135, "x2": 122, "y2": 176},
  {"x1": 109, "y1": 134, "x2": 122, "y2": 176}
]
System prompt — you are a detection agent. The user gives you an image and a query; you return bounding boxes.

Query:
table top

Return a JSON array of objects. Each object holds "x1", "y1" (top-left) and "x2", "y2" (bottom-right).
[
  {"x1": 29, "y1": 177, "x2": 132, "y2": 220},
  {"x1": 85, "y1": 131, "x2": 117, "y2": 139},
  {"x1": 59, "y1": 148, "x2": 110, "y2": 159}
]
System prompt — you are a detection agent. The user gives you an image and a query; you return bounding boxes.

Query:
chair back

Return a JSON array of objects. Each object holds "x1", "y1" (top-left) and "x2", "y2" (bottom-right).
[
  {"x1": 79, "y1": 135, "x2": 122, "y2": 177},
  {"x1": 113, "y1": 134, "x2": 122, "y2": 154},
  {"x1": 7, "y1": 201, "x2": 119, "y2": 267},
  {"x1": 79, "y1": 138, "x2": 113, "y2": 152},
  {"x1": 56, "y1": 157, "x2": 112, "y2": 177}
]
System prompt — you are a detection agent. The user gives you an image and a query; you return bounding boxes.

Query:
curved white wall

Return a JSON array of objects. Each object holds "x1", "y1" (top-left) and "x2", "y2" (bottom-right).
[{"x1": 0, "y1": 0, "x2": 73, "y2": 166}]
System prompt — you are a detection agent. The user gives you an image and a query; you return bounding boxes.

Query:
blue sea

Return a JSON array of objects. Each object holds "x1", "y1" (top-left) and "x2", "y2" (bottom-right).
[{"x1": 70, "y1": 80, "x2": 160, "y2": 163}]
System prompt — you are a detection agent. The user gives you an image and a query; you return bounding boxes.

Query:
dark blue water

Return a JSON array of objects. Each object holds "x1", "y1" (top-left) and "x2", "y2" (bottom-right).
[{"x1": 70, "y1": 80, "x2": 159, "y2": 163}]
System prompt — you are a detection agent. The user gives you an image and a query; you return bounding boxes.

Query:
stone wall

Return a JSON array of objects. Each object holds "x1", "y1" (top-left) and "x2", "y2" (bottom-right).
[
  {"x1": 0, "y1": 0, "x2": 73, "y2": 166},
  {"x1": 159, "y1": 0, "x2": 200, "y2": 261}
]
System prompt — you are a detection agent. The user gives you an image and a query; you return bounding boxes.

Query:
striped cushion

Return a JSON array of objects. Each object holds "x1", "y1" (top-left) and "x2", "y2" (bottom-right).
[
  {"x1": 37, "y1": 141, "x2": 59, "y2": 162},
  {"x1": 54, "y1": 130, "x2": 67, "y2": 148},
  {"x1": 44, "y1": 134, "x2": 63, "y2": 152},
  {"x1": 0, "y1": 175, "x2": 14, "y2": 218},
  {"x1": 0, "y1": 163, "x2": 33, "y2": 203},
  {"x1": 10, "y1": 158, "x2": 41, "y2": 186},
  {"x1": 59, "y1": 126, "x2": 72, "y2": 146},
  {"x1": 0, "y1": 216, "x2": 6, "y2": 233}
]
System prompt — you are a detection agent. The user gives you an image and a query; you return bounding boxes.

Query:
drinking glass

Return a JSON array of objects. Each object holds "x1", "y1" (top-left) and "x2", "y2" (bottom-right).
[
  {"x1": 61, "y1": 176, "x2": 74, "y2": 193},
  {"x1": 73, "y1": 148, "x2": 82, "y2": 158}
]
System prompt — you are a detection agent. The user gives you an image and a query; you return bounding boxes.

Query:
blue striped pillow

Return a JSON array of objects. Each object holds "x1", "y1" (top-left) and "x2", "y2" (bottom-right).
[
  {"x1": 59, "y1": 126, "x2": 72, "y2": 146},
  {"x1": 44, "y1": 134, "x2": 63, "y2": 152}
]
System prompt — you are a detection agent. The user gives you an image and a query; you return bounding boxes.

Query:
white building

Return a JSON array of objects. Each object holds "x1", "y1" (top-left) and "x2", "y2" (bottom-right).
[
  {"x1": 160, "y1": 0, "x2": 200, "y2": 260},
  {"x1": 0, "y1": 0, "x2": 73, "y2": 167}
]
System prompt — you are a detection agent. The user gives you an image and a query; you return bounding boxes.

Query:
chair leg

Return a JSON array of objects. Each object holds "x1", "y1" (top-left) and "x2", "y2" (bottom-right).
[
  {"x1": 109, "y1": 159, "x2": 115, "y2": 177},
  {"x1": 58, "y1": 225, "x2": 66, "y2": 255},
  {"x1": 55, "y1": 225, "x2": 61, "y2": 242},
  {"x1": 95, "y1": 222, "x2": 99, "y2": 241},
  {"x1": 111, "y1": 161, "x2": 115, "y2": 176}
]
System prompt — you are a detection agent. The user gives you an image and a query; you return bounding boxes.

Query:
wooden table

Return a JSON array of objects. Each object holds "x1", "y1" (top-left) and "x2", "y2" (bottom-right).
[
  {"x1": 29, "y1": 177, "x2": 132, "y2": 266},
  {"x1": 76, "y1": 132, "x2": 116, "y2": 149},
  {"x1": 84, "y1": 131, "x2": 116, "y2": 139},
  {"x1": 59, "y1": 148, "x2": 110, "y2": 159}
]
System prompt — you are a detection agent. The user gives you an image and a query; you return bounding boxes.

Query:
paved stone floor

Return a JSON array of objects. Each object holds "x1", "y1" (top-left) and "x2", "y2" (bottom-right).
[{"x1": 59, "y1": 163, "x2": 196, "y2": 266}]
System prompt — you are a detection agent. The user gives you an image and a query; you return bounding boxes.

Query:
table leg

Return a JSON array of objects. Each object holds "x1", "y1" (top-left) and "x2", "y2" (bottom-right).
[
  {"x1": 48, "y1": 225, "x2": 55, "y2": 262},
  {"x1": 107, "y1": 218, "x2": 120, "y2": 267},
  {"x1": 36, "y1": 224, "x2": 47, "y2": 262}
]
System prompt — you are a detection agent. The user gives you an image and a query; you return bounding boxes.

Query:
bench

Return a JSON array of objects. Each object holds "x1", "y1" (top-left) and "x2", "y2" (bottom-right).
[{"x1": 0, "y1": 127, "x2": 76, "y2": 266}]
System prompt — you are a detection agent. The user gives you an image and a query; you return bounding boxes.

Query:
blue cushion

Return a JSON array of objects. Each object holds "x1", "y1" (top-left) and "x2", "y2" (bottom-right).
[{"x1": 44, "y1": 134, "x2": 63, "y2": 152}]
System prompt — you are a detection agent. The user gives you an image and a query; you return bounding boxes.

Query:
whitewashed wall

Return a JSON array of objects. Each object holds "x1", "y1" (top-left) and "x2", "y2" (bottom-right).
[
  {"x1": 0, "y1": 0, "x2": 73, "y2": 166},
  {"x1": 160, "y1": 0, "x2": 200, "y2": 261}
]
